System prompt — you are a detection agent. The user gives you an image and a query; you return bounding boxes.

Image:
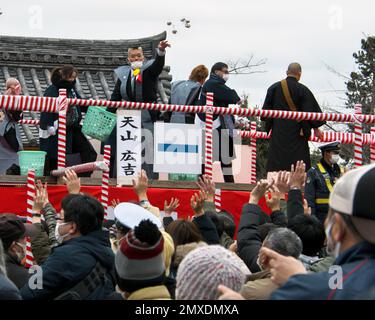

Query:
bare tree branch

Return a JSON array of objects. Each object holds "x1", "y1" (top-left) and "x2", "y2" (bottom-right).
[
  {"x1": 323, "y1": 61, "x2": 351, "y2": 81},
  {"x1": 227, "y1": 54, "x2": 267, "y2": 75}
]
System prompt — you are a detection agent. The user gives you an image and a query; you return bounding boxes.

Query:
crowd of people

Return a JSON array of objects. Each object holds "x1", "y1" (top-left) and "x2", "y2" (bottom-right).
[
  {"x1": 0, "y1": 160, "x2": 374, "y2": 300},
  {"x1": 0, "y1": 38, "x2": 375, "y2": 301}
]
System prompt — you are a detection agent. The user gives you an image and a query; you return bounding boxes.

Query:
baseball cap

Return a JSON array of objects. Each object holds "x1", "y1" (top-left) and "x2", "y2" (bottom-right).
[
  {"x1": 114, "y1": 202, "x2": 162, "y2": 229},
  {"x1": 329, "y1": 163, "x2": 375, "y2": 244}
]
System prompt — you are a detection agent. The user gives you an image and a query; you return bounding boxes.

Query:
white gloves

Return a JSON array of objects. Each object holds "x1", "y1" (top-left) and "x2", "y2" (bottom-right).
[{"x1": 47, "y1": 126, "x2": 56, "y2": 136}]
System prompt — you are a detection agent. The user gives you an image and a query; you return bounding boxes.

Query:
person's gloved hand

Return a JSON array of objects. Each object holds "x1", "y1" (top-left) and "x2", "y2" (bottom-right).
[{"x1": 47, "y1": 126, "x2": 56, "y2": 136}]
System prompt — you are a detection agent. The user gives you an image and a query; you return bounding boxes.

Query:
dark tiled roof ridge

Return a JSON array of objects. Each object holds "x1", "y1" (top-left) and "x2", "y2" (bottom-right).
[{"x1": 0, "y1": 31, "x2": 167, "y2": 45}]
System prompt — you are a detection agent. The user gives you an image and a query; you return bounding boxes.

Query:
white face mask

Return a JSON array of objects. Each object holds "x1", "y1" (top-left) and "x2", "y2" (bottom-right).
[
  {"x1": 222, "y1": 74, "x2": 229, "y2": 82},
  {"x1": 130, "y1": 61, "x2": 143, "y2": 70},
  {"x1": 330, "y1": 154, "x2": 340, "y2": 164},
  {"x1": 55, "y1": 222, "x2": 71, "y2": 244},
  {"x1": 325, "y1": 218, "x2": 341, "y2": 258}
]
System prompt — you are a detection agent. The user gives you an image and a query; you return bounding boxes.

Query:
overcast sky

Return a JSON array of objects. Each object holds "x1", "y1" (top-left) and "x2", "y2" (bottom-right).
[{"x1": 0, "y1": 0, "x2": 374, "y2": 110}]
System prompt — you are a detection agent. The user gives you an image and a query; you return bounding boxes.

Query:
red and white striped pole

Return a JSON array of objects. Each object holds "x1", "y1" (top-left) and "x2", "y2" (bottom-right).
[
  {"x1": 214, "y1": 188, "x2": 221, "y2": 212},
  {"x1": 25, "y1": 170, "x2": 35, "y2": 268},
  {"x1": 371, "y1": 127, "x2": 375, "y2": 164},
  {"x1": 101, "y1": 145, "x2": 111, "y2": 220},
  {"x1": 250, "y1": 121, "x2": 257, "y2": 184},
  {"x1": 354, "y1": 104, "x2": 363, "y2": 168},
  {"x1": 204, "y1": 92, "x2": 214, "y2": 179},
  {"x1": 57, "y1": 89, "x2": 68, "y2": 170}
]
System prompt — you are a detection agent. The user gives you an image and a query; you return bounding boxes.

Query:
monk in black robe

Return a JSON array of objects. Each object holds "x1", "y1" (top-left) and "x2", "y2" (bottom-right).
[{"x1": 262, "y1": 63, "x2": 325, "y2": 172}]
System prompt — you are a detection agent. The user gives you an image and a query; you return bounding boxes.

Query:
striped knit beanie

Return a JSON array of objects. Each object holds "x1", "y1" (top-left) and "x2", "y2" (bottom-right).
[
  {"x1": 176, "y1": 245, "x2": 246, "y2": 300},
  {"x1": 115, "y1": 220, "x2": 165, "y2": 284}
]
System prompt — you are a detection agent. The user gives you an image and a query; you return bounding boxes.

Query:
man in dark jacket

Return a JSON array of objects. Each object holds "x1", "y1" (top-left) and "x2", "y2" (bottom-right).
[
  {"x1": 262, "y1": 63, "x2": 325, "y2": 172},
  {"x1": 262, "y1": 163, "x2": 375, "y2": 300},
  {"x1": 0, "y1": 239, "x2": 22, "y2": 300},
  {"x1": 237, "y1": 180, "x2": 287, "y2": 273},
  {"x1": 20, "y1": 194, "x2": 115, "y2": 300},
  {"x1": 198, "y1": 62, "x2": 241, "y2": 183},
  {"x1": 40, "y1": 65, "x2": 97, "y2": 176},
  {"x1": 0, "y1": 214, "x2": 31, "y2": 289},
  {"x1": 105, "y1": 40, "x2": 170, "y2": 179}
]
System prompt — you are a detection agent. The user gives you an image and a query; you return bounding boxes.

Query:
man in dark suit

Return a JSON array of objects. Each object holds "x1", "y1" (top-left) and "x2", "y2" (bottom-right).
[
  {"x1": 198, "y1": 62, "x2": 241, "y2": 183},
  {"x1": 105, "y1": 40, "x2": 170, "y2": 179}
]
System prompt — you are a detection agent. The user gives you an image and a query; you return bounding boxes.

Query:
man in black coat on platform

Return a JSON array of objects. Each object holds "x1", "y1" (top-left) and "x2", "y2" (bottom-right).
[
  {"x1": 104, "y1": 40, "x2": 170, "y2": 179},
  {"x1": 262, "y1": 63, "x2": 325, "y2": 172},
  {"x1": 198, "y1": 62, "x2": 241, "y2": 183}
]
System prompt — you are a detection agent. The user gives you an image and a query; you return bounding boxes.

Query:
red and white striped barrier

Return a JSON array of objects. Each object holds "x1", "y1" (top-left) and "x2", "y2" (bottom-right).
[
  {"x1": 204, "y1": 93, "x2": 214, "y2": 178},
  {"x1": 57, "y1": 89, "x2": 68, "y2": 170},
  {"x1": 25, "y1": 170, "x2": 35, "y2": 268},
  {"x1": 214, "y1": 188, "x2": 221, "y2": 212},
  {"x1": 354, "y1": 104, "x2": 363, "y2": 168},
  {"x1": 18, "y1": 119, "x2": 40, "y2": 125},
  {"x1": 0, "y1": 95, "x2": 58, "y2": 112},
  {"x1": 1, "y1": 93, "x2": 375, "y2": 124},
  {"x1": 101, "y1": 145, "x2": 111, "y2": 220},
  {"x1": 50, "y1": 161, "x2": 108, "y2": 177},
  {"x1": 250, "y1": 122, "x2": 257, "y2": 184},
  {"x1": 371, "y1": 127, "x2": 375, "y2": 164},
  {"x1": 240, "y1": 129, "x2": 373, "y2": 145}
]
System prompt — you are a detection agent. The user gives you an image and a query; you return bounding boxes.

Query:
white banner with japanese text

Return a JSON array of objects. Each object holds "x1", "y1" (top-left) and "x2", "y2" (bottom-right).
[{"x1": 117, "y1": 109, "x2": 142, "y2": 185}]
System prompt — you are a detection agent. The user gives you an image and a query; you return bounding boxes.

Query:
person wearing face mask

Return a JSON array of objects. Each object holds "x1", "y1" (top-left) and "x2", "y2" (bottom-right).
[
  {"x1": 197, "y1": 62, "x2": 241, "y2": 183},
  {"x1": 20, "y1": 194, "x2": 115, "y2": 300},
  {"x1": 250, "y1": 163, "x2": 375, "y2": 300},
  {"x1": 305, "y1": 141, "x2": 344, "y2": 224},
  {"x1": 0, "y1": 78, "x2": 24, "y2": 175},
  {"x1": 0, "y1": 214, "x2": 37, "y2": 289},
  {"x1": 104, "y1": 40, "x2": 171, "y2": 179},
  {"x1": 39, "y1": 65, "x2": 97, "y2": 176}
]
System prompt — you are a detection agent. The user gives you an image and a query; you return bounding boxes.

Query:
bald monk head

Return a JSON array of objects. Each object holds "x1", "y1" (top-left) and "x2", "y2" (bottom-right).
[{"x1": 286, "y1": 63, "x2": 302, "y2": 81}]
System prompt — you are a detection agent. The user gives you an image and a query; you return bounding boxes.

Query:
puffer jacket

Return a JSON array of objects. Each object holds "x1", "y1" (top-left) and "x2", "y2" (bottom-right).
[{"x1": 20, "y1": 229, "x2": 115, "y2": 300}]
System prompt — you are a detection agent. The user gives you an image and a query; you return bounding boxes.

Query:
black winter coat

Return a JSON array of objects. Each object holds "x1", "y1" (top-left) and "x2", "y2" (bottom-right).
[
  {"x1": 237, "y1": 203, "x2": 287, "y2": 273},
  {"x1": 0, "y1": 274, "x2": 22, "y2": 300},
  {"x1": 40, "y1": 84, "x2": 85, "y2": 158},
  {"x1": 193, "y1": 213, "x2": 220, "y2": 245},
  {"x1": 20, "y1": 230, "x2": 115, "y2": 300},
  {"x1": 262, "y1": 77, "x2": 325, "y2": 172},
  {"x1": 5, "y1": 254, "x2": 29, "y2": 289}
]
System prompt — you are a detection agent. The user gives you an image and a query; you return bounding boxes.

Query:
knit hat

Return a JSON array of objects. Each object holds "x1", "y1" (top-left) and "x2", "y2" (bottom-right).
[
  {"x1": 329, "y1": 163, "x2": 375, "y2": 244},
  {"x1": 176, "y1": 245, "x2": 246, "y2": 300},
  {"x1": 115, "y1": 219, "x2": 165, "y2": 292}
]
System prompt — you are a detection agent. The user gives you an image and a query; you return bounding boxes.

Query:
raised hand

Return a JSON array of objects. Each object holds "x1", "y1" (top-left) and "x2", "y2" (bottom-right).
[
  {"x1": 158, "y1": 40, "x2": 171, "y2": 51},
  {"x1": 164, "y1": 197, "x2": 180, "y2": 216},
  {"x1": 132, "y1": 169, "x2": 148, "y2": 201},
  {"x1": 250, "y1": 179, "x2": 274, "y2": 204},
  {"x1": 196, "y1": 175, "x2": 215, "y2": 202},
  {"x1": 289, "y1": 161, "x2": 306, "y2": 189},
  {"x1": 275, "y1": 171, "x2": 290, "y2": 194},
  {"x1": 190, "y1": 191, "x2": 207, "y2": 216},
  {"x1": 33, "y1": 180, "x2": 49, "y2": 213},
  {"x1": 63, "y1": 169, "x2": 81, "y2": 194},
  {"x1": 265, "y1": 185, "x2": 281, "y2": 212}
]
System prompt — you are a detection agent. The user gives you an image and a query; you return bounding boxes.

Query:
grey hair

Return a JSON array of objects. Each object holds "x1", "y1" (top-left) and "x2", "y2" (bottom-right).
[
  {"x1": 287, "y1": 62, "x2": 302, "y2": 75},
  {"x1": 263, "y1": 227, "x2": 303, "y2": 258},
  {"x1": 0, "y1": 239, "x2": 7, "y2": 276}
]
